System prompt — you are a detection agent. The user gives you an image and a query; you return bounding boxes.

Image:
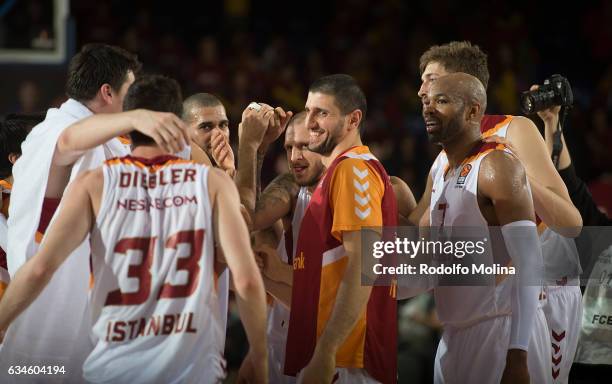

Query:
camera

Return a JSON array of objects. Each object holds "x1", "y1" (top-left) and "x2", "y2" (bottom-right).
[{"x1": 520, "y1": 74, "x2": 573, "y2": 114}]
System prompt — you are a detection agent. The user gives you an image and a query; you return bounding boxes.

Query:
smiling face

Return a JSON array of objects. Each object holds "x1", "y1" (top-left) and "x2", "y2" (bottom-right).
[
  {"x1": 186, "y1": 104, "x2": 229, "y2": 156},
  {"x1": 285, "y1": 117, "x2": 325, "y2": 186},
  {"x1": 304, "y1": 92, "x2": 347, "y2": 156}
]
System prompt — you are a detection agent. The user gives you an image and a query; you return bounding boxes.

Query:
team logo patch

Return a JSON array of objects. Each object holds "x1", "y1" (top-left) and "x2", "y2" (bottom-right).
[{"x1": 457, "y1": 164, "x2": 472, "y2": 185}]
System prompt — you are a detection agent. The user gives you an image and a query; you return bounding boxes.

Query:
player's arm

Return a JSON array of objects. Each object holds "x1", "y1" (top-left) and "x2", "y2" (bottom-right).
[
  {"x1": 263, "y1": 276, "x2": 292, "y2": 309},
  {"x1": 408, "y1": 171, "x2": 433, "y2": 226},
  {"x1": 390, "y1": 176, "x2": 417, "y2": 226},
  {"x1": 235, "y1": 106, "x2": 274, "y2": 214},
  {"x1": 250, "y1": 173, "x2": 298, "y2": 231},
  {"x1": 506, "y1": 117, "x2": 582, "y2": 236},
  {"x1": 210, "y1": 168, "x2": 267, "y2": 382},
  {"x1": 479, "y1": 151, "x2": 543, "y2": 384},
  {"x1": 0, "y1": 171, "x2": 96, "y2": 332},
  {"x1": 54, "y1": 110, "x2": 188, "y2": 166}
]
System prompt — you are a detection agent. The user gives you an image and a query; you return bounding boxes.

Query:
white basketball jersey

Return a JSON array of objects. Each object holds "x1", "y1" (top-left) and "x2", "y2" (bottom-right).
[
  {"x1": 429, "y1": 143, "x2": 515, "y2": 327},
  {"x1": 85, "y1": 155, "x2": 225, "y2": 384},
  {"x1": 267, "y1": 187, "x2": 311, "y2": 382}
]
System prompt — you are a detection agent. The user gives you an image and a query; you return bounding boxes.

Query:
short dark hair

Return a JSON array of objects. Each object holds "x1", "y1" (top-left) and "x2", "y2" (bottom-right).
[
  {"x1": 66, "y1": 44, "x2": 141, "y2": 102},
  {"x1": 309, "y1": 74, "x2": 367, "y2": 129},
  {"x1": 419, "y1": 41, "x2": 489, "y2": 89},
  {"x1": 0, "y1": 113, "x2": 45, "y2": 178},
  {"x1": 182, "y1": 93, "x2": 223, "y2": 121},
  {"x1": 123, "y1": 75, "x2": 183, "y2": 146}
]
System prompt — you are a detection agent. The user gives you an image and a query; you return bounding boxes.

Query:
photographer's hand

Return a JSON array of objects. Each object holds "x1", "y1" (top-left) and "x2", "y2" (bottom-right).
[{"x1": 531, "y1": 85, "x2": 571, "y2": 170}]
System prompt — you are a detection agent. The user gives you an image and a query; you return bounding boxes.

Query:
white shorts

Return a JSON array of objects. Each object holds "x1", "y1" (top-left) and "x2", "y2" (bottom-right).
[
  {"x1": 434, "y1": 309, "x2": 551, "y2": 384},
  {"x1": 542, "y1": 283, "x2": 582, "y2": 383},
  {"x1": 296, "y1": 368, "x2": 379, "y2": 384}
]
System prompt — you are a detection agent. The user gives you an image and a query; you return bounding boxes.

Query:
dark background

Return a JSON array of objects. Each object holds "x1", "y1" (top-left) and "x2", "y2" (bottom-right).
[{"x1": 1, "y1": 1, "x2": 611, "y2": 381}]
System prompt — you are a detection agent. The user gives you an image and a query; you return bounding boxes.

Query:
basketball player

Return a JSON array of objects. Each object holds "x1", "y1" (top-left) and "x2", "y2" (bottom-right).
[
  {"x1": 244, "y1": 112, "x2": 323, "y2": 383},
  {"x1": 0, "y1": 75, "x2": 268, "y2": 383},
  {"x1": 423, "y1": 72, "x2": 545, "y2": 383},
  {"x1": 414, "y1": 41, "x2": 582, "y2": 383},
  {"x1": 283, "y1": 74, "x2": 397, "y2": 384},
  {"x1": 1, "y1": 44, "x2": 188, "y2": 380},
  {"x1": 183, "y1": 93, "x2": 236, "y2": 177}
]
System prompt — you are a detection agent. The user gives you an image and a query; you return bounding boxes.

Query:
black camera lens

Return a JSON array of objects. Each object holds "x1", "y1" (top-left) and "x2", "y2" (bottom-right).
[{"x1": 519, "y1": 74, "x2": 573, "y2": 115}]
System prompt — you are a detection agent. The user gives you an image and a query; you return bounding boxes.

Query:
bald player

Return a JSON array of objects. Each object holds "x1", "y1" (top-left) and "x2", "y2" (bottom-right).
[
  {"x1": 412, "y1": 41, "x2": 581, "y2": 233},
  {"x1": 416, "y1": 41, "x2": 582, "y2": 384},
  {"x1": 423, "y1": 73, "x2": 546, "y2": 383}
]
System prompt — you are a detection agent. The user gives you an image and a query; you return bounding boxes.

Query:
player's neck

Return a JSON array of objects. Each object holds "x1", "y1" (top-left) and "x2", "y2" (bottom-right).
[
  {"x1": 131, "y1": 145, "x2": 170, "y2": 159},
  {"x1": 325, "y1": 134, "x2": 363, "y2": 167},
  {"x1": 444, "y1": 128, "x2": 481, "y2": 168}
]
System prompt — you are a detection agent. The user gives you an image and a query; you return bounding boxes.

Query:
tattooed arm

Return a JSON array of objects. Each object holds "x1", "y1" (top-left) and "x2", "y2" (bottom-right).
[{"x1": 250, "y1": 172, "x2": 300, "y2": 231}]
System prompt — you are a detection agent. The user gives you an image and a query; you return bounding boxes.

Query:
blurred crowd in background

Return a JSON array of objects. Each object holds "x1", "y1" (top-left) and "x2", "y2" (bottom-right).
[{"x1": 1, "y1": 1, "x2": 610, "y2": 381}]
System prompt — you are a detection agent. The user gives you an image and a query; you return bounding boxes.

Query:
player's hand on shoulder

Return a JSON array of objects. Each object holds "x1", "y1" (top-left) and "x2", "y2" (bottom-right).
[
  {"x1": 482, "y1": 135, "x2": 516, "y2": 153},
  {"x1": 129, "y1": 109, "x2": 188, "y2": 153}
]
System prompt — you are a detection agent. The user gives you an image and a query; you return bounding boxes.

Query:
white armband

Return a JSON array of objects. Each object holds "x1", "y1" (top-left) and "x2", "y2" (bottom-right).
[{"x1": 501, "y1": 220, "x2": 543, "y2": 351}]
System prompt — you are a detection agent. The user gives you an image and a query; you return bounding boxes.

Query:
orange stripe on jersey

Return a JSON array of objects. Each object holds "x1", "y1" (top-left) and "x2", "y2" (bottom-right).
[
  {"x1": 481, "y1": 115, "x2": 512, "y2": 138},
  {"x1": 0, "y1": 281, "x2": 7, "y2": 299},
  {"x1": 0, "y1": 179, "x2": 12, "y2": 190},
  {"x1": 105, "y1": 157, "x2": 193, "y2": 172},
  {"x1": 537, "y1": 221, "x2": 548, "y2": 235},
  {"x1": 117, "y1": 135, "x2": 132, "y2": 145},
  {"x1": 444, "y1": 142, "x2": 506, "y2": 179}
]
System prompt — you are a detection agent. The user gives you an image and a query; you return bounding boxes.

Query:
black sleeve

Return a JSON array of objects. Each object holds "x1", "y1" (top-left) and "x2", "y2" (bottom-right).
[{"x1": 558, "y1": 164, "x2": 612, "y2": 226}]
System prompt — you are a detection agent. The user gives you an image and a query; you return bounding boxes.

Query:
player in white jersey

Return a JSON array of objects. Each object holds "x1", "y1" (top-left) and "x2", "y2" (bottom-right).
[
  {"x1": 0, "y1": 75, "x2": 268, "y2": 383},
  {"x1": 423, "y1": 73, "x2": 545, "y2": 383}
]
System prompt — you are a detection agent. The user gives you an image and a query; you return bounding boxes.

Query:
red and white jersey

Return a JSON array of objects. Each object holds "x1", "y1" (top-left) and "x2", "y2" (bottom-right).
[
  {"x1": 85, "y1": 155, "x2": 225, "y2": 383},
  {"x1": 429, "y1": 142, "x2": 516, "y2": 327}
]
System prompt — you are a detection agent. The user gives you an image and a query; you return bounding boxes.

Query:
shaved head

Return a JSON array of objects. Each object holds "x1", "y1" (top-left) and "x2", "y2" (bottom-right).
[
  {"x1": 422, "y1": 72, "x2": 487, "y2": 145},
  {"x1": 433, "y1": 72, "x2": 487, "y2": 119}
]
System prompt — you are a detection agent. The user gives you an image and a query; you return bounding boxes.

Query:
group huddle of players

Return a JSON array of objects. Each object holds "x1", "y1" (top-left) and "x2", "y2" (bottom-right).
[{"x1": 0, "y1": 41, "x2": 584, "y2": 384}]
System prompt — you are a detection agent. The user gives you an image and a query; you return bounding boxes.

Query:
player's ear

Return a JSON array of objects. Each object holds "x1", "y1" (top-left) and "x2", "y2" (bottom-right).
[
  {"x1": 348, "y1": 109, "x2": 362, "y2": 131},
  {"x1": 467, "y1": 103, "x2": 481, "y2": 121},
  {"x1": 99, "y1": 83, "x2": 114, "y2": 105},
  {"x1": 8, "y1": 152, "x2": 19, "y2": 165}
]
